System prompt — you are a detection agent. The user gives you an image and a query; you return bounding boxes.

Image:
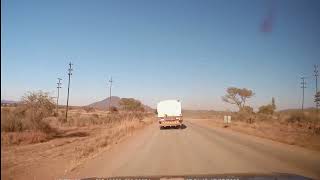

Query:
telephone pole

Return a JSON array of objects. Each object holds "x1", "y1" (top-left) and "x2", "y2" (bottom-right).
[
  {"x1": 65, "y1": 62, "x2": 73, "y2": 121},
  {"x1": 108, "y1": 76, "x2": 113, "y2": 110},
  {"x1": 301, "y1": 76, "x2": 307, "y2": 111},
  {"x1": 314, "y1": 65, "x2": 319, "y2": 110},
  {"x1": 56, "y1": 78, "x2": 62, "y2": 113}
]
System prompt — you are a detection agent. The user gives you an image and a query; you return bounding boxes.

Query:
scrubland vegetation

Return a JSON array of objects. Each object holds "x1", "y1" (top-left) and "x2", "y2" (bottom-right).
[
  {"x1": 220, "y1": 87, "x2": 319, "y2": 133},
  {"x1": 1, "y1": 91, "x2": 153, "y2": 145},
  {"x1": 1, "y1": 91, "x2": 155, "y2": 179},
  {"x1": 184, "y1": 87, "x2": 320, "y2": 151},
  {"x1": 185, "y1": 108, "x2": 320, "y2": 151}
]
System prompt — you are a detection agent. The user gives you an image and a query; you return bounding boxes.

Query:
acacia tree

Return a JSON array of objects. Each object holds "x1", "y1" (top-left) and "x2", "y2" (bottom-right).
[{"x1": 222, "y1": 87, "x2": 254, "y2": 111}]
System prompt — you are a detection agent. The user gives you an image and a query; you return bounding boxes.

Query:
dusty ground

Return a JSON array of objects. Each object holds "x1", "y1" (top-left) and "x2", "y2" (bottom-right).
[
  {"x1": 65, "y1": 118, "x2": 320, "y2": 179},
  {"x1": 2, "y1": 114, "x2": 320, "y2": 180},
  {"x1": 190, "y1": 118, "x2": 320, "y2": 151},
  {"x1": 1, "y1": 115, "x2": 155, "y2": 180}
]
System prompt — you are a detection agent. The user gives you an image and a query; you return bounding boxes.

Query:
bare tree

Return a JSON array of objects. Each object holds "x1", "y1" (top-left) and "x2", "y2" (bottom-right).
[{"x1": 222, "y1": 87, "x2": 254, "y2": 110}]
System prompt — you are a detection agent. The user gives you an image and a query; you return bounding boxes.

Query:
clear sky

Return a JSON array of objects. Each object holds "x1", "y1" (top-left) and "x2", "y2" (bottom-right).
[{"x1": 1, "y1": 0, "x2": 320, "y2": 110}]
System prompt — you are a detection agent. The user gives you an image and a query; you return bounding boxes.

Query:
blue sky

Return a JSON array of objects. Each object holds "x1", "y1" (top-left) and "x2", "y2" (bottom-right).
[{"x1": 1, "y1": 0, "x2": 320, "y2": 110}]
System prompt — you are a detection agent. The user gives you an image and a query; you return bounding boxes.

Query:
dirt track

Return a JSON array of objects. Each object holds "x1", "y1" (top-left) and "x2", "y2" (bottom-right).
[{"x1": 66, "y1": 119, "x2": 320, "y2": 179}]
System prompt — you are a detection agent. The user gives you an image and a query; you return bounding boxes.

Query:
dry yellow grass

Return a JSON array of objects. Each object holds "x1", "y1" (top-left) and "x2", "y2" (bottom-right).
[
  {"x1": 1, "y1": 107, "x2": 155, "y2": 179},
  {"x1": 1, "y1": 104, "x2": 152, "y2": 144},
  {"x1": 185, "y1": 110, "x2": 320, "y2": 151},
  {"x1": 1, "y1": 131, "x2": 49, "y2": 145}
]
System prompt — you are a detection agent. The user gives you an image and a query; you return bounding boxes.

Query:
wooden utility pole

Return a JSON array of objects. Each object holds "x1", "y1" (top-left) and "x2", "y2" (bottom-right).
[
  {"x1": 56, "y1": 78, "x2": 62, "y2": 113},
  {"x1": 301, "y1": 76, "x2": 307, "y2": 111},
  {"x1": 65, "y1": 62, "x2": 73, "y2": 121},
  {"x1": 314, "y1": 65, "x2": 319, "y2": 110},
  {"x1": 108, "y1": 76, "x2": 113, "y2": 110}
]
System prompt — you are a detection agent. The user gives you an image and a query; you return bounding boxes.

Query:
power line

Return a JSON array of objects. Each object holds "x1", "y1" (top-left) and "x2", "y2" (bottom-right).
[
  {"x1": 108, "y1": 76, "x2": 113, "y2": 110},
  {"x1": 56, "y1": 78, "x2": 62, "y2": 113},
  {"x1": 65, "y1": 62, "x2": 73, "y2": 122},
  {"x1": 301, "y1": 76, "x2": 307, "y2": 111}
]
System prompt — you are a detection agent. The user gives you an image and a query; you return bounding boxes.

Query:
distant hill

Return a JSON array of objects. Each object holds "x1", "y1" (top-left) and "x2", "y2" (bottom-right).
[
  {"x1": 87, "y1": 96, "x2": 153, "y2": 112},
  {"x1": 87, "y1": 96, "x2": 121, "y2": 110},
  {"x1": 1, "y1": 100, "x2": 19, "y2": 104},
  {"x1": 278, "y1": 107, "x2": 317, "y2": 113}
]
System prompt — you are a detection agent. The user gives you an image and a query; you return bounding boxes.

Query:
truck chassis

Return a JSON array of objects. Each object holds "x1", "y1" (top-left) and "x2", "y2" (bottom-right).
[{"x1": 158, "y1": 116, "x2": 183, "y2": 129}]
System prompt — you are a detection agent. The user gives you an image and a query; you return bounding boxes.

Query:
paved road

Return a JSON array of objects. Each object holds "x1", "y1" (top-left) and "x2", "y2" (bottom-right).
[{"x1": 67, "y1": 119, "x2": 320, "y2": 179}]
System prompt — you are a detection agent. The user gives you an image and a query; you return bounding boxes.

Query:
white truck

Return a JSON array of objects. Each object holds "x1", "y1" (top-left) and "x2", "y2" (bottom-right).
[{"x1": 157, "y1": 100, "x2": 183, "y2": 129}]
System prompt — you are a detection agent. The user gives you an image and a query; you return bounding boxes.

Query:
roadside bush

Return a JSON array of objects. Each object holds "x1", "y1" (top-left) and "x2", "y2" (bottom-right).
[
  {"x1": 239, "y1": 106, "x2": 254, "y2": 114},
  {"x1": 22, "y1": 91, "x2": 55, "y2": 132},
  {"x1": 284, "y1": 111, "x2": 319, "y2": 124},
  {"x1": 1, "y1": 109, "x2": 23, "y2": 132},
  {"x1": 92, "y1": 113, "x2": 99, "y2": 119},
  {"x1": 240, "y1": 106, "x2": 253, "y2": 113},
  {"x1": 53, "y1": 112, "x2": 59, "y2": 117},
  {"x1": 286, "y1": 112, "x2": 306, "y2": 123},
  {"x1": 235, "y1": 106, "x2": 255, "y2": 123},
  {"x1": 1, "y1": 131, "x2": 49, "y2": 145},
  {"x1": 89, "y1": 114, "x2": 100, "y2": 125},
  {"x1": 1, "y1": 91, "x2": 56, "y2": 134},
  {"x1": 258, "y1": 104, "x2": 275, "y2": 114},
  {"x1": 119, "y1": 98, "x2": 145, "y2": 112},
  {"x1": 109, "y1": 106, "x2": 118, "y2": 113},
  {"x1": 255, "y1": 113, "x2": 272, "y2": 121},
  {"x1": 58, "y1": 116, "x2": 66, "y2": 123},
  {"x1": 60, "y1": 110, "x2": 149, "y2": 127},
  {"x1": 83, "y1": 106, "x2": 95, "y2": 113}
]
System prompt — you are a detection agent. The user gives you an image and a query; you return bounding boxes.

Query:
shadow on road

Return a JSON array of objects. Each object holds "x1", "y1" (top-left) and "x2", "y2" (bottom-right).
[
  {"x1": 160, "y1": 124, "x2": 187, "y2": 130},
  {"x1": 54, "y1": 131, "x2": 90, "y2": 138}
]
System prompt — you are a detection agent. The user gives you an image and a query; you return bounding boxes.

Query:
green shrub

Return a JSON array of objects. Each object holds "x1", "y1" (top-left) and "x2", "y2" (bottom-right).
[
  {"x1": 258, "y1": 104, "x2": 275, "y2": 114},
  {"x1": 119, "y1": 98, "x2": 145, "y2": 112}
]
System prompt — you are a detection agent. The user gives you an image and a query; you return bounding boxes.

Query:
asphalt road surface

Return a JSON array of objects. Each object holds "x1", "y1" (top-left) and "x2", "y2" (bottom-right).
[{"x1": 66, "y1": 119, "x2": 320, "y2": 179}]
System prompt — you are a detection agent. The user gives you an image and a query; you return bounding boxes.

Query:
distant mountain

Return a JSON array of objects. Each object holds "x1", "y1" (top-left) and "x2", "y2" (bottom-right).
[
  {"x1": 87, "y1": 96, "x2": 121, "y2": 110},
  {"x1": 278, "y1": 107, "x2": 317, "y2": 113},
  {"x1": 86, "y1": 96, "x2": 153, "y2": 112},
  {"x1": 1, "y1": 100, "x2": 19, "y2": 104}
]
